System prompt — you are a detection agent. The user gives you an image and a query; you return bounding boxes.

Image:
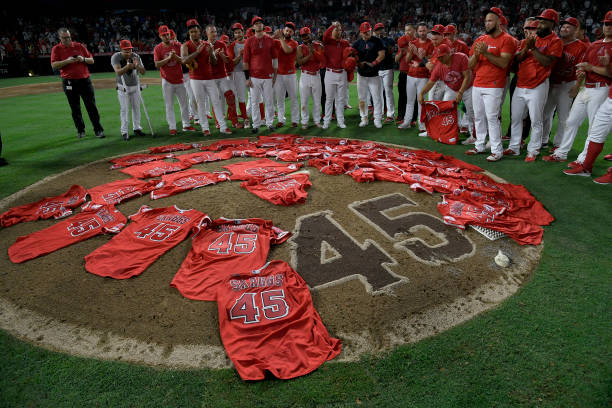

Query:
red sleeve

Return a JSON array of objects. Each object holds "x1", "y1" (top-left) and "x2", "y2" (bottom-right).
[
  {"x1": 228, "y1": 42, "x2": 236, "y2": 60},
  {"x1": 549, "y1": 38, "x2": 563, "y2": 58},
  {"x1": 50, "y1": 45, "x2": 59, "y2": 63},
  {"x1": 271, "y1": 39, "x2": 279, "y2": 59},
  {"x1": 429, "y1": 63, "x2": 441, "y2": 82},
  {"x1": 153, "y1": 45, "x2": 162, "y2": 62},
  {"x1": 458, "y1": 53, "x2": 468, "y2": 71},
  {"x1": 501, "y1": 36, "x2": 517, "y2": 55},
  {"x1": 323, "y1": 25, "x2": 335, "y2": 44},
  {"x1": 426, "y1": 42, "x2": 434, "y2": 58},
  {"x1": 243, "y1": 39, "x2": 251, "y2": 65},
  {"x1": 79, "y1": 43, "x2": 92, "y2": 58}
]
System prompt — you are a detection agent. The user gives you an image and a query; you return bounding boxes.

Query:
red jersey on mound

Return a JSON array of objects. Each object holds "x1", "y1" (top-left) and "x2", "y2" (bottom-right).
[
  {"x1": 217, "y1": 260, "x2": 341, "y2": 380},
  {"x1": 85, "y1": 205, "x2": 209, "y2": 279},
  {"x1": 87, "y1": 178, "x2": 158, "y2": 205},
  {"x1": 171, "y1": 218, "x2": 290, "y2": 301},
  {"x1": 175, "y1": 150, "x2": 233, "y2": 166},
  {"x1": 0, "y1": 184, "x2": 87, "y2": 227},
  {"x1": 109, "y1": 153, "x2": 170, "y2": 169},
  {"x1": 8, "y1": 203, "x2": 125, "y2": 263},
  {"x1": 241, "y1": 173, "x2": 312, "y2": 205},
  {"x1": 420, "y1": 101, "x2": 459, "y2": 145},
  {"x1": 148, "y1": 143, "x2": 195, "y2": 154},
  {"x1": 119, "y1": 160, "x2": 191, "y2": 178},
  {"x1": 150, "y1": 169, "x2": 229, "y2": 200},
  {"x1": 222, "y1": 158, "x2": 302, "y2": 181}
]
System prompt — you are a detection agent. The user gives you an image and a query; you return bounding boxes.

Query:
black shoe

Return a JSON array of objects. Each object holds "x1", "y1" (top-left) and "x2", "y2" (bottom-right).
[
  {"x1": 122, "y1": 133, "x2": 129, "y2": 141},
  {"x1": 0, "y1": 157, "x2": 7, "y2": 166},
  {"x1": 95, "y1": 130, "x2": 105, "y2": 138},
  {"x1": 267, "y1": 125, "x2": 274, "y2": 131},
  {"x1": 251, "y1": 127, "x2": 258, "y2": 134},
  {"x1": 133, "y1": 129, "x2": 146, "y2": 137},
  {"x1": 77, "y1": 131, "x2": 86, "y2": 139}
]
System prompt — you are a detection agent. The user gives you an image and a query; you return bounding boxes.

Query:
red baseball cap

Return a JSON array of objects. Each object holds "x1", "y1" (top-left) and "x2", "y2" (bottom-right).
[
  {"x1": 398, "y1": 35, "x2": 410, "y2": 48},
  {"x1": 604, "y1": 11, "x2": 612, "y2": 23},
  {"x1": 360, "y1": 22, "x2": 372, "y2": 33},
  {"x1": 186, "y1": 19, "x2": 200, "y2": 29},
  {"x1": 434, "y1": 44, "x2": 451, "y2": 58},
  {"x1": 285, "y1": 21, "x2": 296, "y2": 31},
  {"x1": 500, "y1": 15, "x2": 508, "y2": 26},
  {"x1": 485, "y1": 7, "x2": 503, "y2": 18},
  {"x1": 299, "y1": 27, "x2": 311, "y2": 36},
  {"x1": 374, "y1": 23, "x2": 384, "y2": 31},
  {"x1": 220, "y1": 35, "x2": 229, "y2": 43},
  {"x1": 158, "y1": 25, "x2": 171, "y2": 36},
  {"x1": 526, "y1": 20, "x2": 539, "y2": 29},
  {"x1": 232, "y1": 22, "x2": 244, "y2": 31},
  {"x1": 536, "y1": 9, "x2": 559, "y2": 24},
  {"x1": 119, "y1": 39, "x2": 133, "y2": 50},
  {"x1": 264, "y1": 26, "x2": 272, "y2": 33},
  {"x1": 431, "y1": 24, "x2": 445, "y2": 34},
  {"x1": 444, "y1": 24, "x2": 457, "y2": 34},
  {"x1": 251, "y1": 16, "x2": 263, "y2": 26},
  {"x1": 561, "y1": 17, "x2": 580, "y2": 28}
]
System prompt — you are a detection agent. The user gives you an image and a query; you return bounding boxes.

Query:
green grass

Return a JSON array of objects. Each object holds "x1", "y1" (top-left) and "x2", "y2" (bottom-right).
[
  {"x1": 0, "y1": 73, "x2": 610, "y2": 408},
  {"x1": 0, "y1": 72, "x2": 117, "y2": 88}
]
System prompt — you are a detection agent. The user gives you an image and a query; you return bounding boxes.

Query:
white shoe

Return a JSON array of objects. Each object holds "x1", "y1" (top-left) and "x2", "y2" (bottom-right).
[
  {"x1": 322, "y1": 123, "x2": 330, "y2": 130},
  {"x1": 418, "y1": 130, "x2": 428, "y2": 137},
  {"x1": 359, "y1": 119, "x2": 368, "y2": 127},
  {"x1": 314, "y1": 123, "x2": 322, "y2": 128},
  {"x1": 397, "y1": 121, "x2": 411, "y2": 129},
  {"x1": 301, "y1": 124, "x2": 308, "y2": 130},
  {"x1": 338, "y1": 123, "x2": 346, "y2": 129},
  {"x1": 461, "y1": 136, "x2": 476, "y2": 145},
  {"x1": 374, "y1": 120, "x2": 382, "y2": 128}
]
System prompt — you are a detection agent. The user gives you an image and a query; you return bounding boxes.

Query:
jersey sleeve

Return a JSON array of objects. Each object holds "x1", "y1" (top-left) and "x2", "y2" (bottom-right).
[
  {"x1": 548, "y1": 38, "x2": 563, "y2": 58},
  {"x1": 243, "y1": 39, "x2": 251, "y2": 65},
  {"x1": 501, "y1": 36, "x2": 517, "y2": 55},
  {"x1": 429, "y1": 63, "x2": 441, "y2": 82},
  {"x1": 271, "y1": 225, "x2": 291, "y2": 244},
  {"x1": 129, "y1": 205, "x2": 153, "y2": 222},
  {"x1": 80, "y1": 43, "x2": 93, "y2": 58}
]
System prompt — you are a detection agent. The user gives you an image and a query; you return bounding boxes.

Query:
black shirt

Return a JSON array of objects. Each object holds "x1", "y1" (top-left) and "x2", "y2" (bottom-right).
[
  {"x1": 378, "y1": 36, "x2": 395, "y2": 71},
  {"x1": 352, "y1": 36, "x2": 384, "y2": 77}
]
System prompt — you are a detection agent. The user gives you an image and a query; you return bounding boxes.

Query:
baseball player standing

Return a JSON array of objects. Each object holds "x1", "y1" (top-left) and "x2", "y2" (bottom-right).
[
  {"x1": 553, "y1": 11, "x2": 612, "y2": 164},
  {"x1": 395, "y1": 25, "x2": 415, "y2": 124},
  {"x1": 505, "y1": 9, "x2": 563, "y2": 162},
  {"x1": 353, "y1": 22, "x2": 386, "y2": 128},
  {"x1": 181, "y1": 19, "x2": 231, "y2": 136},
  {"x1": 273, "y1": 22, "x2": 300, "y2": 128},
  {"x1": 373, "y1": 23, "x2": 396, "y2": 123},
  {"x1": 50, "y1": 27, "x2": 105, "y2": 139},
  {"x1": 397, "y1": 22, "x2": 433, "y2": 131},
  {"x1": 541, "y1": 17, "x2": 587, "y2": 159},
  {"x1": 296, "y1": 27, "x2": 325, "y2": 129},
  {"x1": 111, "y1": 40, "x2": 146, "y2": 141},
  {"x1": 154, "y1": 25, "x2": 195, "y2": 135},
  {"x1": 427, "y1": 24, "x2": 451, "y2": 103},
  {"x1": 322, "y1": 21, "x2": 350, "y2": 129},
  {"x1": 228, "y1": 23, "x2": 250, "y2": 127},
  {"x1": 465, "y1": 7, "x2": 517, "y2": 161},
  {"x1": 172, "y1": 29, "x2": 199, "y2": 126},
  {"x1": 445, "y1": 25, "x2": 469, "y2": 55},
  {"x1": 243, "y1": 16, "x2": 278, "y2": 133}
]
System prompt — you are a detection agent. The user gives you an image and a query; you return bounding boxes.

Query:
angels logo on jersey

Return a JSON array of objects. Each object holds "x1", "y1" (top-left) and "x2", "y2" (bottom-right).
[
  {"x1": 444, "y1": 70, "x2": 463, "y2": 86},
  {"x1": 441, "y1": 115, "x2": 455, "y2": 126}
]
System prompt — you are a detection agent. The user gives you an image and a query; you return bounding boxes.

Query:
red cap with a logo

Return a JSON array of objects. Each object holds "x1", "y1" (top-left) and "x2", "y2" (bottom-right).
[
  {"x1": 360, "y1": 22, "x2": 372, "y2": 33},
  {"x1": 251, "y1": 16, "x2": 263, "y2": 26},
  {"x1": 285, "y1": 22, "x2": 296, "y2": 31},
  {"x1": 186, "y1": 19, "x2": 200, "y2": 29},
  {"x1": 444, "y1": 24, "x2": 457, "y2": 34},
  {"x1": 374, "y1": 23, "x2": 384, "y2": 31},
  {"x1": 232, "y1": 22, "x2": 244, "y2": 31},
  {"x1": 119, "y1": 39, "x2": 133, "y2": 50},
  {"x1": 431, "y1": 24, "x2": 445, "y2": 34},
  {"x1": 527, "y1": 20, "x2": 539, "y2": 29},
  {"x1": 537, "y1": 9, "x2": 559, "y2": 24},
  {"x1": 561, "y1": 17, "x2": 580, "y2": 28},
  {"x1": 485, "y1": 7, "x2": 504, "y2": 18},
  {"x1": 434, "y1": 44, "x2": 451, "y2": 58},
  {"x1": 299, "y1": 27, "x2": 311, "y2": 36},
  {"x1": 158, "y1": 25, "x2": 170, "y2": 36},
  {"x1": 604, "y1": 11, "x2": 612, "y2": 23}
]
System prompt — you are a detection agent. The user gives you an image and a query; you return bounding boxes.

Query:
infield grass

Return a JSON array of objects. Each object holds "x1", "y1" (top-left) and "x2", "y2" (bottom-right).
[{"x1": 0, "y1": 74, "x2": 610, "y2": 408}]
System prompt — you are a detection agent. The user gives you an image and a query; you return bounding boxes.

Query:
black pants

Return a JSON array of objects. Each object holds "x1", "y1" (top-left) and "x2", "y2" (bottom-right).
[
  {"x1": 397, "y1": 71, "x2": 407, "y2": 119},
  {"x1": 319, "y1": 68, "x2": 326, "y2": 108},
  {"x1": 62, "y1": 77, "x2": 103, "y2": 133}
]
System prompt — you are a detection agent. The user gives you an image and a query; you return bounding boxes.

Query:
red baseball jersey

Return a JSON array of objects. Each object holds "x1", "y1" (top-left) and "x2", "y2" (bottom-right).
[
  {"x1": 256, "y1": 134, "x2": 303, "y2": 148},
  {"x1": 85, "y1": 205, "x2": 209, "y2": 279},
  {"x1": 205, "y1": 138, "x2": 251, "y2": 151},
  {"x1": 87, "y1": 178, "x2": 157, "y2": 205},
  {"x1": 210, "y1": 40, "x2": 230, "y2": 79},
  {"x1": 184, "y1": 39, "x2": 213, "y2": 80},
  {"x1": 470, "y1": 32, "x2": 517, "y2": 88},
  {"x1": 275, "y1": 39, "x2": 298, "y2": 74},
  {"x1": 150, "y1": 169, "x2": 229, "y2": 200},
  {"x1": 407, "y1": 38, "x2": 434, "y2": 78},
  {"x1": 8, "y1": 203, "x2": 126, "y2": 263},
  {"x1": 243, "y1": 35, "x2": 278, "y2": 79},
  {"x1": 299, "y1": 42, "x2": 325, "y2": 72},
  {"x1": 323, "y1": 25, "x2": 350, "y2": 70},
  {"x1": 420, "y1": 101, "x2": 459, "y2": 145},
  {"x1": 119, "y1": 160, "x2": 191, "y2": 178},
  {"x1": 516, "y1": 33, "x2": 563, "y2": 89},
  {"x1": 50, "y1": 41, "x2": 92, "y2": 79},
  {"x1": 0, "y1": 184, "x2": 87, "y2": 227},
  {"x1": 149, "y1": 143, "x2": 195, "y2": 153},
  {"x1": 171, "y1": 218, "x2": 291, "y2": 301},
  {"x1": 549, "y1": 39, "x2": 587, "y2": 84},
  {"x1": 175, "y1": 150, "x2": 233, "y2": 166},
  {"x1": 581, "y1": 39, "x2": 612, "y2": 85},
  {"x1": 223, "y1": 158, "x2": 302, "y2": 181},
  {"x1": 429, "y1": 52, "x2": 470, "y2": 91},
  {"x1": 449, "y1": 39, "x2": 469, "y2": 55},
  {"x1": 154, "y1": 41, "x2": 184, "y2": 84},
  {"x1": 216, "y1": 260, "x2": 341, "y2": 380},
  {"x1": 109, "y1": 153, "x2": 170, "y2": 169},
  {"x1": 241, "y1": 173, "x2": 312, "y2": 205}
]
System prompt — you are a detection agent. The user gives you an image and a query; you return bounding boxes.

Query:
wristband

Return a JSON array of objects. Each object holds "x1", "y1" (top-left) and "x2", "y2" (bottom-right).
[
  {"x1": 244, "y1": 70, "x2": 249, "y2": 80},
  {"x1": 372, "y1": 59, "x2": 379, "y2": 66}
]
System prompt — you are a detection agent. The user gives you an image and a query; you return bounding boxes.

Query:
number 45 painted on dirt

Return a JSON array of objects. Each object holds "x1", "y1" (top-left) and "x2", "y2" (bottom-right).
[{"x1": 230, "y1": 290, "x2": 289, "y2": 324}]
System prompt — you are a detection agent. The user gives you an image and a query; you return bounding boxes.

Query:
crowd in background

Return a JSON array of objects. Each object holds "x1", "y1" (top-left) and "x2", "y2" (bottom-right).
[{"x1": 0, "y1": 0, "x2": 607, "y2": 60}]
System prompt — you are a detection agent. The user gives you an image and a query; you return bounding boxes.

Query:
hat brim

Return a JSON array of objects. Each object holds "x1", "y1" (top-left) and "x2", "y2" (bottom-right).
[
  {"x1": 561, "y1": 20, "x2": 578, "y2": 27},
  {"x1": 536, "y1": 16, "x2": 556, "y2": 23}
]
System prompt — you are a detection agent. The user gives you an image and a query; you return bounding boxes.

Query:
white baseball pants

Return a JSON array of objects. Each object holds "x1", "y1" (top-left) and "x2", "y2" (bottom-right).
[
  {"x1": 190, "y1": 78, "x2": 226, "y2": 132},
  {"x1": 357, "y1": 74, "x2": 383, "y2": 122},
  {"x1": 274, "y1": 73, "x2": 299, "y2": 124},
  {"x1": 379, "y1": 68, "x2": 395, "y2": 118},
  {"x1": 161, "y1": 78, "x2": 190, "y2": 131},
  {"x1": 442, "y1": 85, "x2": 474, "y2": 137},
  {"x1": 429, "y1": 80, "x2": 445, "y2": 101},
  {"x1": 508, "y1": 79, "x2": 550, "y2": 155},
  {"x1": 183, "y1": 73, "x2": 197, "y2": 120},
  {"x1": 323, "y1": 70, "x2": 347, "y2": 126},
  {"x1": 472, "y1": 86, "x2": 504, "y2": 156},
  {"x1": 542, "y1": 80, "x2": 575, "y2": 147},
  {"x1": 402, "y1": 75, "x2": 428, "y2": 130},
  {"x1": 587, "y1": 96, "x2": 612, "y2": 144},
  {"x1": 117, "y1": 85, "x2": 141, "y2": 134},
  {"x1": 299, "y1": 71, "x2": 322, "y2": 125},
  {"x1": 250, "y1": 77, "x2": 274, "y2": 128},
  {"x1": 555, "y1": 86, "x2": 609, "y2": 160}
]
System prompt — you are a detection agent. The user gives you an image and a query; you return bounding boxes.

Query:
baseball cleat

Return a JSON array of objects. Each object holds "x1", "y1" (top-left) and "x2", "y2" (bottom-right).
[
  {"x1": 486, "y1": 153, "x2": 503, "y2": 162},
  {"x1": 314, "y1": 123, "x2": 322, "y2": 128},
  {"x1": 292, "y1": 122, "x2": 298, "y2": 128},
  {"x1": 321, "y1": 123, "x2": 329, "y2": 130},
  {"x1": 301, "y1": 124, "x2": 308, "y2": 130},
  {"x1": 604, "y1": 154, "x2": 612, "y2": 161},
  {"x1": 276, "y1": 122, "x2": 284, "y2": 128},
  {"x1": 95, "y1": 130, "x2": 105, "y2": 138},
  {"x1": 396, "y1": 119, "x2": 404, "y2": 125},
  {"x1": 384, "y1": 117, "x2": 394, "y2": 123},
  {"x1": 203, "y1": 130, "x2": 211, "y2": 136},
  {"x1": 542, "y1": 154, "x2": 566, "y2": 162},
  {"x1": 122, "y1": 133, "x2": 129, "y2": 141},
  {"x1": 524, "y1": 154, "x2": 537, "y2": 163},
  {"x1": 78, "y1": 131, "x2": 86, "y2": 139},
  {"x1": 233, "y1": 122, "x2": 244, "y2": 129},
  {"x1": 567, "y1": 161, "x2": 581, "y2": 169},
  {"x1": 338, "y1": 123, "x2": 346, "y2": 129},
  {"x1": 169, "y1": 129, "x2": 177, "y2": 136},
  {"x1": 418, "y1": 130, "x2": 428, "y2": 137},
  {"x1": 397, "y1": 122, "x2": 411, "y2": 129},
  {"x1": 563, "y1": 165, "x2": 591, "y2": 177},
  {"x1": 251, "y1": 127, "x2": 258, "y2": 134},
  {"x1": 465, "y1": 148, "x2": 486, "y2": 156},
  {"x1": 503, "y1": 149, "x2": 520, "y2": 156},
  {"x1": 461, "y1": 136, "x2": 476, "y2": 145},
  {"x1": 133, "y1": 129, "x2": 146, "y2": 137},
  {"x1": 222, "y1": 128, "x2": 233, "y2": 135},
  {"x1": 374, "y1": 120, "x2": 383, "y2": 129},
  {"x1": 593, "y1": 168, "x2": 612, "y2": 184},
  {"x1": 345, "y1": 104, "x2": 352, "y2": 109},
  {"x1": 182, "y1": 126, "x2": 197, "y2": 132},
  {"x1": 359, "y1": 119, "x2": 368, "y2": 127}
]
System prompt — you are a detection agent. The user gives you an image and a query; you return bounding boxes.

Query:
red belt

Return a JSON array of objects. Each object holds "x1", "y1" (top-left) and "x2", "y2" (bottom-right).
[
  {"x1": 326, "y1": 68, "x2": 343, "y2": 73},
  {"x1": 585, "y1": 82, "x2": 609, "y2": 88},
  {"x1": 302, "y1": 70, "x2": 319, "y2": 75}
]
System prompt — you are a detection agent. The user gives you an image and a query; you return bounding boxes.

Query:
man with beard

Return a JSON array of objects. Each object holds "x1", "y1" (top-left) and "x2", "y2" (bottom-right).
[
  {"x1": 465, "y1": 7, "x2": 516, "y2": 161},
  {"x1": 296, "y1": 27, "x2": 325, "y2": 129},
  {"x1": 322, "y1": 21, "x2": 349, "y2": 129},
  {"x1": 181, "y1": 19, "x2": 231, "y2": 136},
  {"x1": 373, "y1": 23, "x2": 396, "y2": 123},
  {"x1": 352, "y1": 22, "x2": 386, "y2": 128},
  {"x1": 397, "y1": 22, "x2": 433, "y2": 131},
  {"x1": 426, "y1": 24, "x2": 450, "y2": 106},
  {"x1": 541, "y1": 17, "x2": 587, "y2": 160},
  {"x1": 228, "y1": 23, "x2": 250, "y2": 127},
  {"x1": 243, "y1": 16, "x2": 278, "y2": 133},
  {"x1": 395, "y1": 24, "x2": 415, "y2": 124},
  {"x1": 505, "y1": 9, "x2": 563, "y2": 162},
  {"x1": 274, "y1": 22, "x2": 299, "y2": 128},
  {"x1": 154, "y1": 25, "x2": 195, "y2": 135}
]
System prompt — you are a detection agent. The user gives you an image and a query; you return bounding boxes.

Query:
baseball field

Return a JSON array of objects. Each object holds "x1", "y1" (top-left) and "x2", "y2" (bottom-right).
[{"x1": 0, "y1": 72, "x2": 610, "y2": 407}]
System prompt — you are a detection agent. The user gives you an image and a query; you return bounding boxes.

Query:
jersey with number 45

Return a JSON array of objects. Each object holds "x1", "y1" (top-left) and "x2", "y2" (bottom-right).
[
  {"x1": 85, "y1": 205, "x2": 209, "y2": 279},
  {"x1": 217, "y1": 260, "x2": 341, "y2": 380},
  {"x1": 171, "y1": 218, "x2": 290, "y2": 301}
]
